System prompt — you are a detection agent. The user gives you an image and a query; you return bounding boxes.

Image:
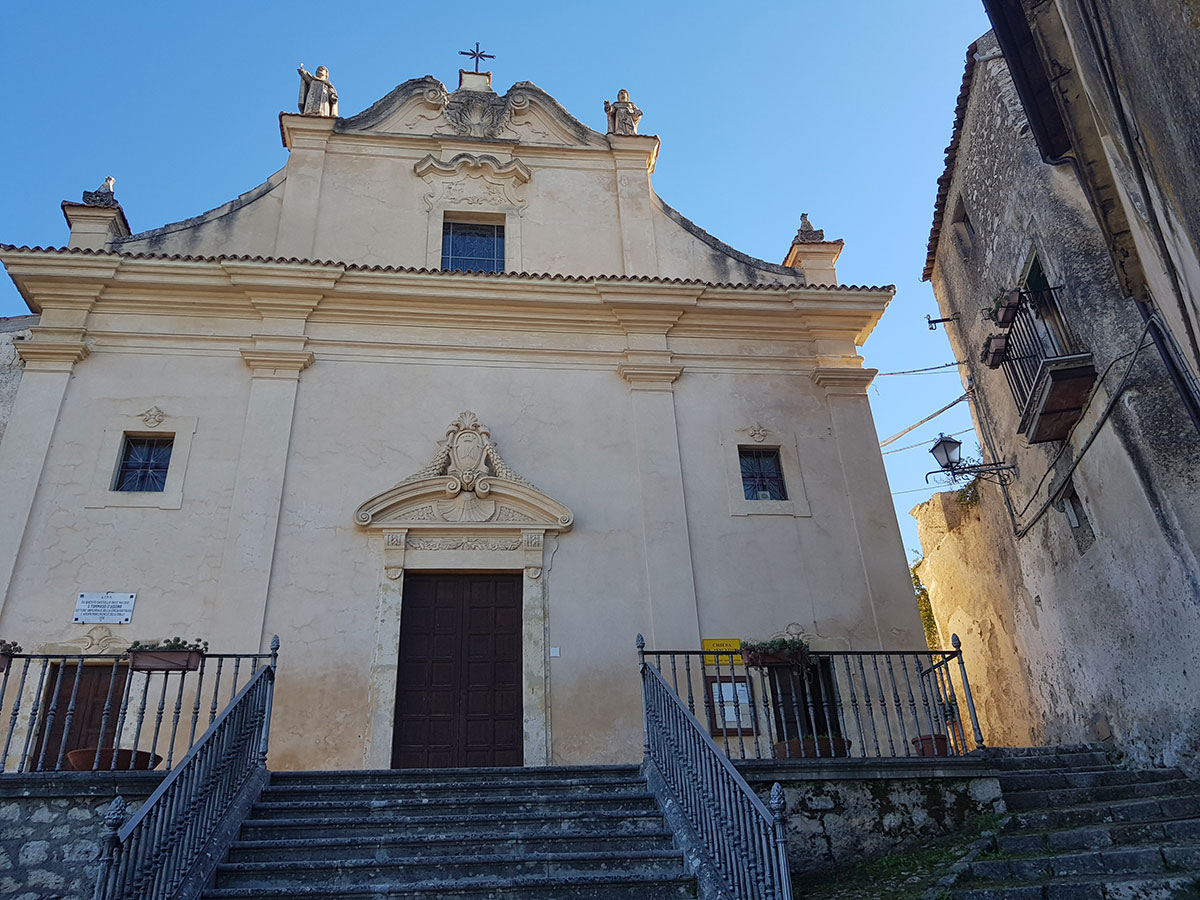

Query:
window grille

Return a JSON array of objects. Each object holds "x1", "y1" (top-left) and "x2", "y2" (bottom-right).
[
  {"x1": 739, "y1": 448, "x2": 787, "y2": 501},
  {"x1": 441, "y1": 222, "x2": 505, "y2": 272},
  {"x1": 114, "y1": 437, "x2": 173, "y2": 492}
]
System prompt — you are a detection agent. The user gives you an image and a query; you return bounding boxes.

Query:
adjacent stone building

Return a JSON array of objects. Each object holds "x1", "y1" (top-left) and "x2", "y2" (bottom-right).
[
  {"x1": 917, "y1": 32, "x2": 1200, "y2": 772},
  {"x1": 0, "y1": 68, "x2": 920, "y2": 771}
]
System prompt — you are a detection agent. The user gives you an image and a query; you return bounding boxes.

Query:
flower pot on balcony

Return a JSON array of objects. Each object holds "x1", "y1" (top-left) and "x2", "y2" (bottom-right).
[
  {"x1": 65, "y1": 747, "x2": 163, "y2": 771},
  {"x1": 983, "y1": 335, "x2": 1008, "y2": 369},
  {"x1": 129, "y1": 649, "x2": 203, "y2": 672},
  {"x1": 912, "y1": 734, "x2": 951, "y2": 757},
  {"x1": 772, "y1": 736, "x2": 852, "y2": 759},
  {"x1": 0, "y1": 654, "x2": 11, "y2": 674},
  {"x1": 994, "y1": 292, "x2": 1021, "y2": 327}
]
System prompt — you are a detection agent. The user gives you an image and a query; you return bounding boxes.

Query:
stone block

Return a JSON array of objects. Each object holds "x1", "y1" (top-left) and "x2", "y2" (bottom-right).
[{"x1": 17, "y1": 840, "x2": 49, "y2": 866}]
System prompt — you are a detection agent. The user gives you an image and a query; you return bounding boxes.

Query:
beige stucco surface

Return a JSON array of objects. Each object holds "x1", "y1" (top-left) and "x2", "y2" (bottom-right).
[{"x1": 0, "y1": 72, "x2": 920, "y2": 769}]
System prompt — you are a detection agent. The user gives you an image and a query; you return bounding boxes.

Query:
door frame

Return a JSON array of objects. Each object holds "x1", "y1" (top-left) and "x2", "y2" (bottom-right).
[{"x1": 361, "y1": 530, "x2": 558, "y2": 768}]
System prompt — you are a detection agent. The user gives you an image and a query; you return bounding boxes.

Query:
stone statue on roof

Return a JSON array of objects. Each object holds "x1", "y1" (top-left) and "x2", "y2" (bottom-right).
[
  {"x1": 298, "y1": 64, "x2": 339, "y2": 117},
  {"x1": 604, "y1": 89, "x2": 642, "y2": 135},
  {"x1": 82, "y1": 176, "x2": 118, "y2": 207}
]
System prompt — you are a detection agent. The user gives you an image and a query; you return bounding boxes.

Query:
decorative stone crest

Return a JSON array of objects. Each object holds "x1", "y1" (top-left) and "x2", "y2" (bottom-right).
[
  {"x1": 139, "y1": 406, "x2": 166, "y2": 428},
  {"x1": 354, "y1": 412, "x2": 573, "y2": 530},
  {"x1": 414, "y1": 154, "x2": 531, "y2": 213},
  {"x1": 748, "y1": 424, "x2": 769, "y2": 443}
]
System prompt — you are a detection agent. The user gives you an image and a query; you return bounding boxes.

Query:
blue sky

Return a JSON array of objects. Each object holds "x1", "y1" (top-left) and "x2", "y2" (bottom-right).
[{"x1": 0, "y1": 0, "x2": 991, "y2": 559}]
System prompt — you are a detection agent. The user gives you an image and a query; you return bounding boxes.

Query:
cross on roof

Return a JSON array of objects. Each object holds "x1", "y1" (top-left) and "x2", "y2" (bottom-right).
[{"x1": 459, "y1": 42, "x2": 495, "y2": 73}]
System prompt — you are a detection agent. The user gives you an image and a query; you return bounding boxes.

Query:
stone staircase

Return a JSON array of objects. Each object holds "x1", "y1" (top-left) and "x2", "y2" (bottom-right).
[
  {"x1": 947, "y1": 745, "x2": 1200, "y2": 899},
  {"x1": 199, "y1": 764, "x2": 694, "y2": 899}
]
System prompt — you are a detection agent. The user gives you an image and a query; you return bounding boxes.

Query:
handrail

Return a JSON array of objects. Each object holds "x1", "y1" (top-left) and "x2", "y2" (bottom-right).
[
  {"x1": 94, "y1": 637, "x2": 279, "y2": 900},
  {"x1": 639, "y1": 635, "x2": 792, "y2": 900}
]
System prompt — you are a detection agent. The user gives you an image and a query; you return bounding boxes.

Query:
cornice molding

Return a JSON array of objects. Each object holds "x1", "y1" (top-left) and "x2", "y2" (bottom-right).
[
  {"x1": 240, "y1": 348, "x2": 315, "y2": 373},
  {"x1": 15, "y1": 341, "x2": 90, "y2": 369},
  {"x1": 809, "y1": 366, "x2": 878, "y2": 395},
  {"x1": 617, "y1": 363, "x2": 683, "y2": 387}
]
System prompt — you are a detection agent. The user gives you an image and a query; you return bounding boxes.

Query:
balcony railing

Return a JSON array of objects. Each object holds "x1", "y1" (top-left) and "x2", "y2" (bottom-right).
[
  {"x1": 0, "y1": 650, "x2": 274, "y2": 774},
  {"x1": 639, "y1": 638, "x2": 984, "y2": 761},
  {"x1": 1000, "y1": 288, "x2": 1097, "y2": 442}
]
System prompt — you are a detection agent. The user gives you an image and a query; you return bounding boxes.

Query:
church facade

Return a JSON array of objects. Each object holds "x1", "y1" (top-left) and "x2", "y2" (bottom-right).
[{"x1": 0, "y1": 68, "x2": 920, "y2": 769}]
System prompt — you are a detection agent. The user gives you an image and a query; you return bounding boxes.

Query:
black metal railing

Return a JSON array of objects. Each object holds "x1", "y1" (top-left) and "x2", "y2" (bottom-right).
[
  {"x1": 640, "y1": 636, "x2": 984, "y2": 761},
  {"x1": 94, "y1": 637, "x2": 278, "y2": 900},
  {"x1": 1002, "y1": 287, "x2": 1088, "y2": 409},
  {"x1": 639, "y1": 636, "x2": 792, "y2": 900},
  {"x1": 0, "y1": 649, "x2": 273, "y2": 774}
]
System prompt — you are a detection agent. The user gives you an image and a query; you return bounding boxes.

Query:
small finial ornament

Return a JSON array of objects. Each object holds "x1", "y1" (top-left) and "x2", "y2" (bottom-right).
[
  {"x1": 297, "y1": 63, "x2": 339, "y2": 117},
  {"x1": 796, "y1": 213, "x2": 825, "y2": 243},
  {"x1": 82, "y1": 176, "x2": 118, "y2": 207},
  {"x1": 604, "y1": 89, "x2": 643, "y2": 135}
]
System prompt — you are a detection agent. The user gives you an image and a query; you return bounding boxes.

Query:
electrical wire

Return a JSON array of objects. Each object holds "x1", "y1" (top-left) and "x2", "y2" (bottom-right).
[
  {"x1": 876, "y1": 361, "x2": 965, "y2": 376},
  {"x1": 879, "y1": 394, "x2": 969, "y2": 447},
  {"x1": 881, "y1": 427, "x2": 976, "y2": 456}
]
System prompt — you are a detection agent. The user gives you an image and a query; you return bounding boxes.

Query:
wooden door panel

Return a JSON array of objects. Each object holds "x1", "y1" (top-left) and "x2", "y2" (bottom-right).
[{"x1": 393, "y1": 573, "x2": 523, "y2": 768}]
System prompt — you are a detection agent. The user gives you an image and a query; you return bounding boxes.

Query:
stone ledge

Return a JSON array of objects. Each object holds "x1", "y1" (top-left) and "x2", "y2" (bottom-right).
[{"x1": 0, "y1": 771, "x2": 164, "y2": 799}]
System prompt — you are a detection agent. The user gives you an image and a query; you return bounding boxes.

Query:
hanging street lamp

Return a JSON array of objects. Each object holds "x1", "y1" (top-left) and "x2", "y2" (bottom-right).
[{"x1": 925, "y1": 433, "x2": 1017, "y2": 485}]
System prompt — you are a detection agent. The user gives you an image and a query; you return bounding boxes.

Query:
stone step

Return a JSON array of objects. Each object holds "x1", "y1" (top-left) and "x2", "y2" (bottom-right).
[
  {"x1": 1006, "y1": 792, "x2": 1200, "y2": 831},
  {"x1": 247, "y1": 791, "x2": 659, "y2": 820},
  {"x1": 1002, "y1": 777, "x2": 1200, "y2": 812},
  {"x1": 964, "y1": 841, "x2": 1200, "y2": 881},
  {"x1": 997, "y1": 768, "x2": 1186, "y2": 792},
  {"x1": 258, "y1": 775, "x2": 647, "y2": 804},
  {"x1": 949, "y1": 872, "x2": 1198, "y2": 899},
  {"x1": 213, "y1": 849, "x2": 686, "y2": 889},
  {"x1": 238, "y1": 808, "x2": 670, "y2": 840},
  {"x1": 267, "y1": 765, "x2": 641, "y2": 787},
  {"x1": 226, "y1": 829, "x2": 677, "y2": 863},
  {"x1": 995, "y1": 816, "x2": 1200, "y2": 854},
  {"x1": 981, "y1": 752, "x2": 1116, "y2": 772},
  {"x1": 202, "y1": 871, "x2": 697, "y2": 900}
]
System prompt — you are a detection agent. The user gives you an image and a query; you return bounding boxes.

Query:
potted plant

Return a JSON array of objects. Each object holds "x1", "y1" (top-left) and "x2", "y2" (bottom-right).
[
  {"x1": 739, "y1": 636, "x2": 812, "y2": 670},
  {"x1": 127, "y1": 637, "x2": 208, "y2": 672},
  {"x1": 911, "y1": 734, "x2": 951, "y2": 757},
  {"x1": 982, "y1": 290, "x2": 1022, "y2": 327},
  {"x1": 980, "y1": 333, "x2": 1008, "y2": 369},
  {"x1": 0, "y1": 640, "x2": 21, "y2": 673}
]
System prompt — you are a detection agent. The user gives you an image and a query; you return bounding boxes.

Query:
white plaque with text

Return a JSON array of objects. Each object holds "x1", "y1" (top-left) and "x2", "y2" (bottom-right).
[{"x1": 74, "y1": 592, "x2": 136, "y2": 624}]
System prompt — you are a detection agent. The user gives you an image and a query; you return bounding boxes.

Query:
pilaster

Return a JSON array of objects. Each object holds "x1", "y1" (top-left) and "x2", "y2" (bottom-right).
[
  {"x1": 615, "y1": 309, "x2": 700, "y2": 649},
  {"x1": 0, "y1": 291, "x2": 100, "y2": 615},
  {"x1": 810, "y1": 365, "x2": 912, "y2": 645},
  {"x1": 275, "y1": 114, "x2": 337, "y2": 259},
  {"x1": 609, "y1": 134, "x2": 661, "y2": 276}
]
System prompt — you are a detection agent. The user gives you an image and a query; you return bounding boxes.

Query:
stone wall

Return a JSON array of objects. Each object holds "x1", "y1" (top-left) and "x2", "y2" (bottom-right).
[
  {"x1": 912, "y1": 487, "x2": 1043, "y2": 749},
  {"x1": 921, "y1": 32, "x2": 1200, "y2": 776},
  {"x1": 0, "y1": 316, "x2": 35, "y2": 446},
  {"x1": 0, "y1": 773, "x2": 159, "y2": 900},
  {"x1": 739, "y1": 760, "x2": 1003, "y2": 875}
]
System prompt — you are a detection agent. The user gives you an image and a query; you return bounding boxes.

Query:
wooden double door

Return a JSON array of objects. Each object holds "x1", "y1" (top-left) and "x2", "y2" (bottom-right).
[{"x1": 391, "y1": 573, "x2": 523, "y2": 768}]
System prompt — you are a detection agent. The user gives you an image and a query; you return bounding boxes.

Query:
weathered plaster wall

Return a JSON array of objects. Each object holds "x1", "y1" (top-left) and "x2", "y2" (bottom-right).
[
  {"x1": 912, "y1": 488, "x2": 1043, "y2": 749},
  {"x1": 921, "y1": 33, "x2": 1200, "y2": 773},
  {"x1": 0, "y1": 773, "x2": 157, "y2": 900},
  {"x1": 740, "y1": 761, "x2": 1003, "y2": 875},
  {"x1": 0, "y1": 316, "x2": 36, "y2": 446}
]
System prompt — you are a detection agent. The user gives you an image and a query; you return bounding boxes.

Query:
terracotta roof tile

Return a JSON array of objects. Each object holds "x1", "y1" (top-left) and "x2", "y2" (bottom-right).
[
  {"x1": 0, "y1": 245, "x2": 894, "y2": 293},
  {"x1": 922, "y1": 40, "x2": 981, "y2": 283}
]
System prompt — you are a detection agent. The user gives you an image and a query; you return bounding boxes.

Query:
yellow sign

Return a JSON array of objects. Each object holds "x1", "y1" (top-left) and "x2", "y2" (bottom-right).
[{"x1": 702, "y1": 638, "x2": 744, "y2": 667}]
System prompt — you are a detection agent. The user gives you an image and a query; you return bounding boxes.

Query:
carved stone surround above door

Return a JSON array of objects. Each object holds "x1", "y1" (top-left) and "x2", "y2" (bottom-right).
[{"x1": 354, "y1": 411, "x2": 573, "y2": 767}]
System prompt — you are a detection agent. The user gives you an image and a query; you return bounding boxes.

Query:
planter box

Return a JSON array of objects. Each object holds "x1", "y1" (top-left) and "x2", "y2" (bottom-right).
[
  {"x1": 773, "y1": 736, "x2": 852, "y2": 759},
  {"x1": 984, "y1": 335, "x2": 1008, "y2": 369},
  {"x1": 0, "y1": 653, "x2": 11, "y2": 673},
  {"x1": 65, "y1": 747, "x2": 162, "y2": 771},
  {"x1": 741, "y1": 650, "x2": 810, "y2": 669},
  {"x1": 994, "y1": 292, "x2": 1021, "y2": 327},
  {"x1": 129, "y1": 649, "x2": 203, "y2": 672},
  {"x1": 912, "y1": 734, "x2": 951, "y2": 757}
]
